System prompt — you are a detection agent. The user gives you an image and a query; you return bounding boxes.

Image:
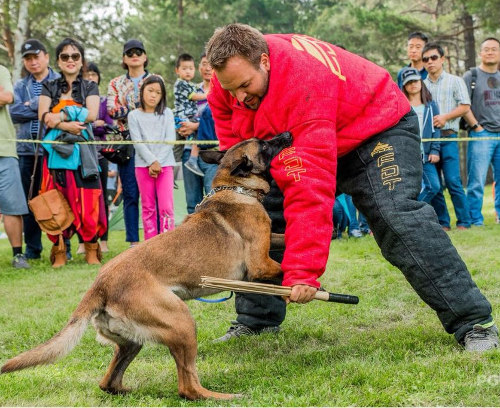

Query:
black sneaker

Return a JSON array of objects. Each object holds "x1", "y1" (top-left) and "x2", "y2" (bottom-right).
[
  {"x1": 462, "y1": 323, "x2": 499, "y2": 352},
  {"x1": 213, "y1": 321, "x2": 280, "y2": 343},
  {"x1": 12, "y1": 254, "x2": 30, "y2": 269}
]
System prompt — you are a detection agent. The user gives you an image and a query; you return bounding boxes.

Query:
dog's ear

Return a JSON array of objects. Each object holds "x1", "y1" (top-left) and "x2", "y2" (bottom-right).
[
  {"x1": 230, "y1": 154, "x2": 254, "y2": 177},
  {"x1": 199, "y1": 150, "x2": 226, "y2": 164}
]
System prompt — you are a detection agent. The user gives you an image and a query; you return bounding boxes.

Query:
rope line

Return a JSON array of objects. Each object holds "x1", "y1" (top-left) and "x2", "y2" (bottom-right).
[
  {"x1": 8, "y1": 139, "x2": 219, "y2": 145},
  {"x1": 6, "y1": 136, "x2": 500, "y2": 145}
]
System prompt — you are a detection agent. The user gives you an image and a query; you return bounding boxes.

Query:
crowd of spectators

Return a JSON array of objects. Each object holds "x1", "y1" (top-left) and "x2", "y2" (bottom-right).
[{"x1": 0, "y1": 32, "x2": 499, "y2": 269}]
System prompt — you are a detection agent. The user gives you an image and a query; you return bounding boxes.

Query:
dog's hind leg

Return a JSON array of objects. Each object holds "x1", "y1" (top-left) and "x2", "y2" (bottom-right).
[
  {"x1": 99, "y1": 341, "x2": 142, "y2": 395},
  {"x1": 144, "y1": 291, "x2": 237, "y2": 400}
]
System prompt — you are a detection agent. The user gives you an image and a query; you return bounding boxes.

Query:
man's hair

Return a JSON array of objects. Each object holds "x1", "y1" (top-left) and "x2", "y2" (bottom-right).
[
  {"x1": 481, "y1": 37, "x2": 500, "y2": 48},
  {"x1": 422, "y1": 42, "x2": 445, "y2": 57},
  {"x1": 139, "y1": 75, "x2": 167, "y2": 115},
  {"x1": 176, "y1": 53, "x2": 194, "y2": 68},
  {"x1": 408, "y1": 32, "x2": 429, "y2": 43},
  {"x1": 206, "y1": 23, "x2": 269, "y2": 70}
]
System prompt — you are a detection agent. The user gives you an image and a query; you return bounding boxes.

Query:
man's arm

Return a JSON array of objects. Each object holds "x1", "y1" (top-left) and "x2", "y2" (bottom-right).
[
  {"x1": 0, "y1": 86, "x2": 13, "y2": 106},
  {"x1": 432, "y1": 104, "x2": 470, "y2": 128},
  {"x1": 207, "y1": 76, "x2": 246, "y2": 150},
  {"x1": 9, "y1": 81, "x2": 39, "y2": 123}
]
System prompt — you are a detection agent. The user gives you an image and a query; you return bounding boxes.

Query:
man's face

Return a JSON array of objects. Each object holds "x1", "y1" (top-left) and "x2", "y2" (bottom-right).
[
  {"x1": 199, "y1": 57, "x2": 213, "y2": 82},
  {"x1": 422, "y1": 49, "x2": 445, "y2": 75},
  {"x1": 479, "y1": 40, "x2": 500, "y2": 66},
  {"x1": 407, "y1": 38, "x2": 426, "y2": 63},
  {"x1": 23, "y1": 52, "x2": 50, "y2": 76},
  {"x1": 215, "y1": 54, "x2": 270, "y2": 110}
]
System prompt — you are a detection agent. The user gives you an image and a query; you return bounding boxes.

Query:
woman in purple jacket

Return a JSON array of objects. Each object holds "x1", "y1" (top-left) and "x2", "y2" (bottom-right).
[{"x1": 79, "y1": 62, "x2": 113, "y2": 254}]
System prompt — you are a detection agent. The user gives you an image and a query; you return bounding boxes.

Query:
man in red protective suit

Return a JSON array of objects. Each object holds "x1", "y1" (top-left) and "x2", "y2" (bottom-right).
[{"x1": 206, "y1": 23, "x2": 498, "y2": 352}]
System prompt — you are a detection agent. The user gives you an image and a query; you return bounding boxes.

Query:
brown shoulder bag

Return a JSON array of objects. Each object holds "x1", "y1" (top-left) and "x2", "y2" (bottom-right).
[{"x1": 27, "y1": 112, "x2": 74, "y2": 235}]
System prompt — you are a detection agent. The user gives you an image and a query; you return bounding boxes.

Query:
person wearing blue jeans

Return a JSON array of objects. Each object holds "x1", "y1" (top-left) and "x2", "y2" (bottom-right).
[
  {"x1": 178, "y1": 55, "x2": 218, "y2": 213},
  {"x1": 466, "y1": 129, "x2": 500, "y2": 224},
  {"x1": 107, "y1": 39, "x2": 152, "y2": 245},
  {"x1": 463, "y1": 37, "x2": 500, "y2": 225},
  {"x1": 423, "y1": 42, "x2": 471, "y2": 229},
  {"x1": 10, "y1": 39, "x2": 61, "y2": 259},
  {"x1": 181, "y1": 149, "x2": 217, "y2": 213},
  {"x1": 118, "y1": 155, "x2": 140, "y2": 242}
]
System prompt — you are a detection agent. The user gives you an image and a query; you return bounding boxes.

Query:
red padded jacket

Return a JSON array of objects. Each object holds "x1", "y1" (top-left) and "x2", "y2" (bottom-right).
[{"x1": 208, "y1": 34, "x2": 410, "y2": 288}]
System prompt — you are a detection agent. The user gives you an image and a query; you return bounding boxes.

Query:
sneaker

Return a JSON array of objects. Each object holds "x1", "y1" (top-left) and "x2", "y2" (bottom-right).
[
  {"x1": 462, "y1": 323, "x2": 499, "y2": 352},
  {"x1": 496, "y1": 215, "x2": 500, "y2": 224},
  {"x1": 66, "y1": 252, "x2": 73, "y2": 261},
  {"x1": 349, "y1": 229, "x2": 363, "y2": 238},
  {"x1": 456, "y1": 226, "x2": 470, "y2": 230},
  {"x1": 213, "y1": 321, "x2": 280, "y2": 343},
  {"x1": 12, "y1": 254, "x2": 30, "y2": 269},
  {"x1": 184, "y1": 158, "x2": 205, "y2": 177}
]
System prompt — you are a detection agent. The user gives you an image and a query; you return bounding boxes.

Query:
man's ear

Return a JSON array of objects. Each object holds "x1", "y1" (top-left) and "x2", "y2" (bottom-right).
[
  {"x1": 230, "y1": 154, "x2": 254, "y2": 177},
  {"x1": 199, "y1": 150, "x2": 226, "y2": 164}
]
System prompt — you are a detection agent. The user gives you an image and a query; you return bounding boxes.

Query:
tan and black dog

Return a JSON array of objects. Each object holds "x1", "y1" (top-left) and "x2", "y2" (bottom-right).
[{"x1": 1, "y1": 132, "x2": 292, "y2": 400}]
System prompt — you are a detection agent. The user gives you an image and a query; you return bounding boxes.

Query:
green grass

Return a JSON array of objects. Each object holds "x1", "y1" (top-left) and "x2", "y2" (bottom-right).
[{"x1": 0, "y1": 186, "x2": 499, "y2": 406}]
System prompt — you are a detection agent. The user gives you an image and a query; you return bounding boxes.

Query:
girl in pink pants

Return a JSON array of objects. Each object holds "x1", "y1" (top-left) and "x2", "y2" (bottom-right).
[{"x1": 128, "y1": 75, "x2": 176, "y2": 240}]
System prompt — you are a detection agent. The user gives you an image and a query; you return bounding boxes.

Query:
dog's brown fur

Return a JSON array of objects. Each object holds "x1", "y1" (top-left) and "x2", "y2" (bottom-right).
[{"x1": 1, "y1": 133, "x2": 292, "y2": 400}]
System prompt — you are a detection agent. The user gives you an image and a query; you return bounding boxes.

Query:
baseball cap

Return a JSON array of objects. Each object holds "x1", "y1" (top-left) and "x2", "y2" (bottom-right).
[
  {"x1": 401, "y1": 67, "x2": 421, "y2": 86},
  {"x1": 123, "y1": 39, "x2": 146, "y2": 54},
  {"x1": 21, "y1": 39, "x2": 47, "y2": 58}
]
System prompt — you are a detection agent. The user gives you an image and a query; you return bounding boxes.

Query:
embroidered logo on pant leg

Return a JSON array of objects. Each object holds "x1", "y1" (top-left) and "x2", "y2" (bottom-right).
[
  {"x1": 371, "y1": 142, "x2": 393, "y2": 157},
  {"x1": 371, "y1": 143, "x2": 402, "y2": 191}
]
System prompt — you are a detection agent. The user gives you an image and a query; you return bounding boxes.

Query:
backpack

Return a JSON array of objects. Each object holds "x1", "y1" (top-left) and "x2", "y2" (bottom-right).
[{"x1": 459, "y1": 67, "x2": 477, "y2": 130}]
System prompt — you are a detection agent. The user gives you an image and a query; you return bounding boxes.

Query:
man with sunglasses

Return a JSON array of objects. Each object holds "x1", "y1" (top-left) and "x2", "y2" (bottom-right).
[
  {"x1": 10, "y1": 39, "x2": 61, "y2": 260},
  {"x1": 422, "y1": 43, "x2": 472, "y2": 231},
  {"x1": 107, "y1": 39, "x2": 152, "y2": 247}
]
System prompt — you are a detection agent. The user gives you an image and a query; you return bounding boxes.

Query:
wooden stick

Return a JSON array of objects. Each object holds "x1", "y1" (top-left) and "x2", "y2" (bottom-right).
[{"x1": 200, "y1": 277, "x2": 359, "y2": 304}]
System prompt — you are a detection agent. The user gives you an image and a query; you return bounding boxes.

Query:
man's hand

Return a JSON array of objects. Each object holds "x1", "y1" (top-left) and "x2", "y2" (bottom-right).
[
  {"x1": 178, "y1": 121, "x2": 199, "y2": 138},
  {"x1": 286, "y1": 284, "x2": 318, "y2": 304},
  {"x1": 433, "y1": 114, "x2": 447, "y2": 129},
  {"x1": 428, "y1": 154, "x2": 440, "y2": 164}
]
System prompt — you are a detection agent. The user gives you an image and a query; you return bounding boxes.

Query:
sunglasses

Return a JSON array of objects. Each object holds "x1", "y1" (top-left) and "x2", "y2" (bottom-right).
[
  {"x1": 59, "y1": 53, "x2": 81, "y2": 62},
  {"x1": 124, "y1": 48, "x2": 144, "y2": 58},
  {"x1": 422, "y1": 54, "x2": 440, "y2": 63}
]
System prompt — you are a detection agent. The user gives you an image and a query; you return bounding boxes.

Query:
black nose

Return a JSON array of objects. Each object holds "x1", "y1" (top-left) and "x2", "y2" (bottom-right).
[{"x1": 270, "y1": 131, "x2": 293, "y2": 148}]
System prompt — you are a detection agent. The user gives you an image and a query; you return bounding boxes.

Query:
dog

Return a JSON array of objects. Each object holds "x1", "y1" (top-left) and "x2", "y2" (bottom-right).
[{"x1": 1, "y1": 132, "x2": 292, "y2": 400}]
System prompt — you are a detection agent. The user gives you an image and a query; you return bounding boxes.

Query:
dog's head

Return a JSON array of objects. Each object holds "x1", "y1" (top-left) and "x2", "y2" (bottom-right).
[{"x1": 200, "y1": 132, "x2": 293, "y2": 181}]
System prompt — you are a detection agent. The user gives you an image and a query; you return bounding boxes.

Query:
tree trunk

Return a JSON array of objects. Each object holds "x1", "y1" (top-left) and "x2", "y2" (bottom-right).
[
  {"x1": 463, "y1": 11, "x2": 476, "y2": 70},
  {"x1": 13, "y1": 0, "x2": 30, "y2": 82},
  {"x1": 177, "y1": 0, "x2": 183, "y2": 54},
  {"x1": 1, "y1": 0, "x2": 15, "y2": 65}
]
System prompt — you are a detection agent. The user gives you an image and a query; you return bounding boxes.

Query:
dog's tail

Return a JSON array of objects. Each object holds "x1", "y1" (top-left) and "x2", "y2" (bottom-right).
[{"x1": 1, "y1": 285, "x2": 104, "y2": 374}]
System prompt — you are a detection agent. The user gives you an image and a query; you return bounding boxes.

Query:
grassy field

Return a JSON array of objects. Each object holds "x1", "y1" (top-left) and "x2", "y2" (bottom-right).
[{"x1": 0, "y1": 186, "x2": 499, "y2": 406}]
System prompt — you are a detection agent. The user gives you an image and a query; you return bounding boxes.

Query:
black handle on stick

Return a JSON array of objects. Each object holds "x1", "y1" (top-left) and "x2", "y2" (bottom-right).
[{"x1": 314, "y1": 291, "x2": 359, "y2": 304}]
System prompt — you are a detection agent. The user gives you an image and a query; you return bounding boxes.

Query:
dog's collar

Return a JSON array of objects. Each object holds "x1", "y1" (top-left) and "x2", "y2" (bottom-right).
[{"x1": 195, "y1": 185, "x2": 265, "y2": 211}]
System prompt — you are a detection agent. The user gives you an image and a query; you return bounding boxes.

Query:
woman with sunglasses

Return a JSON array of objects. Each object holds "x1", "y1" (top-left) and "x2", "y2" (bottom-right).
[
  {"x1": 38, "y1": 37, "x2": 107, "y2": 267},
  {"x1": 400, "y1": 67, "x2": 442, "y2": 204},
  {"x1": 106, "y1": 39, "x2": 153, "y2": 248}
]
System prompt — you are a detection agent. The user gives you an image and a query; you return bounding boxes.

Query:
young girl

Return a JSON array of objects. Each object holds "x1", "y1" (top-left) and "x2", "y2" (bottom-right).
[
  {"x1": 128, "y1": 75, "x2": 176, "y2": 240},
  {"x1": 401, "y1": 67, "x2": 442, "y2": 204}
]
